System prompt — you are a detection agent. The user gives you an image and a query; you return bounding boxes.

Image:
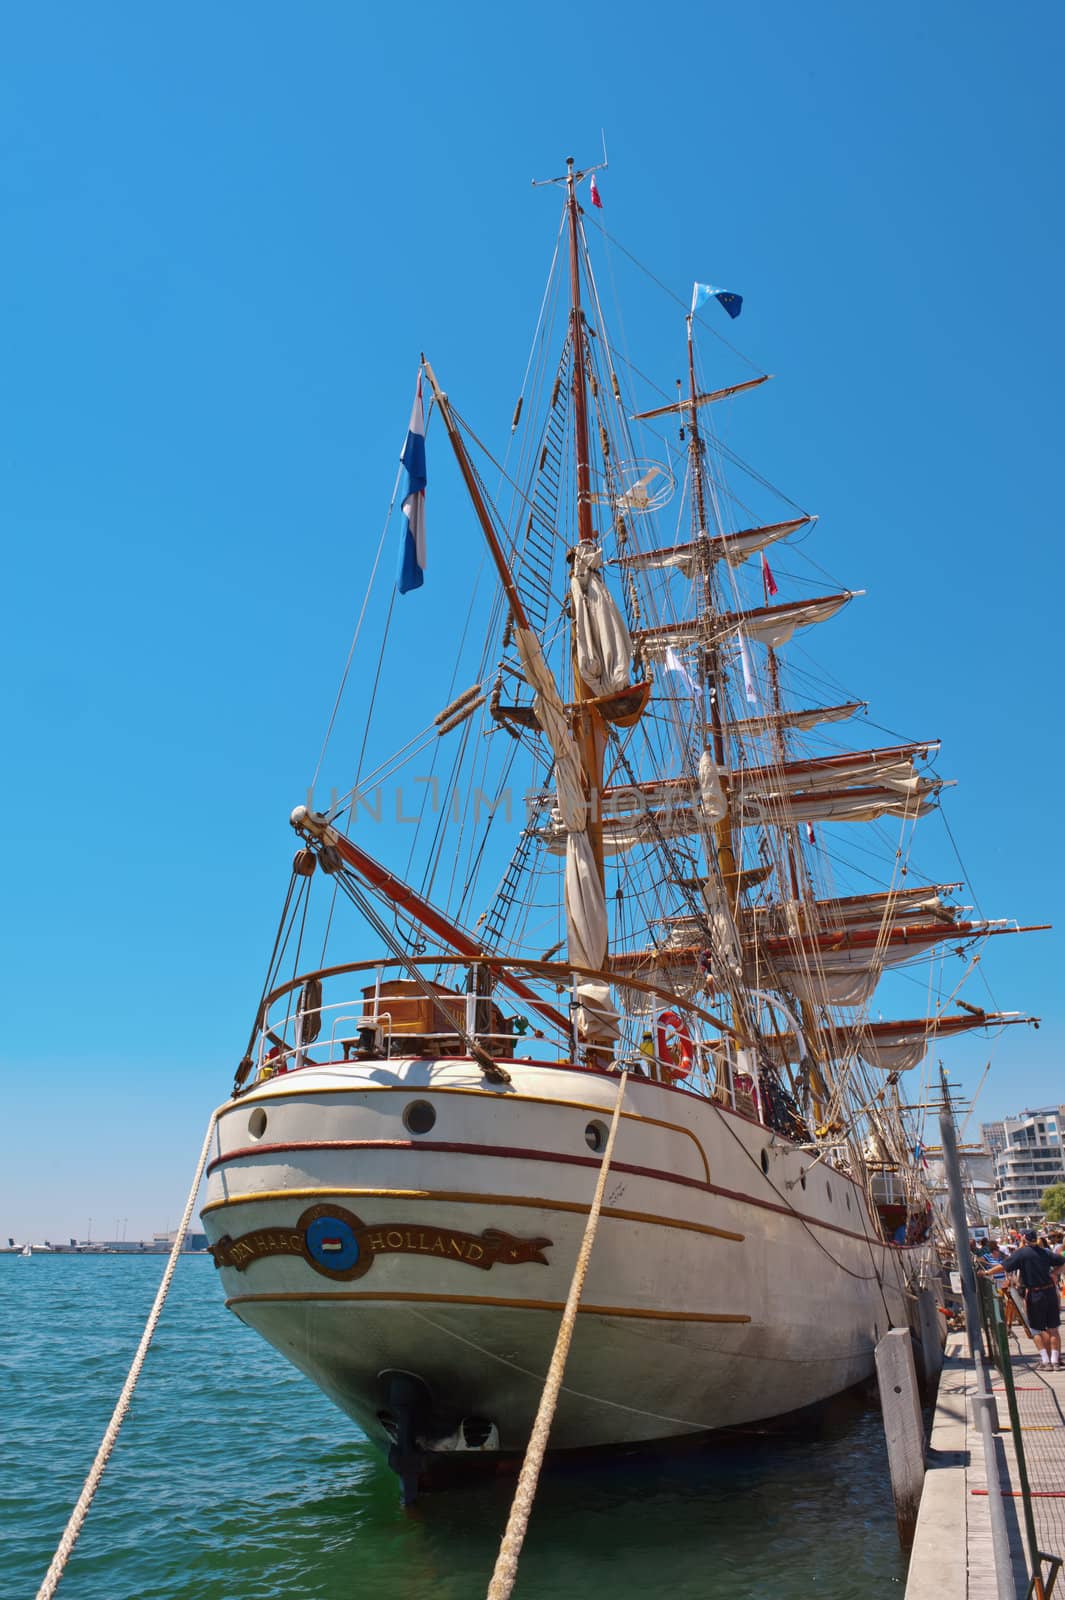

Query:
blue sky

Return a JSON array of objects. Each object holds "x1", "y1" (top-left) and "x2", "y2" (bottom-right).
[{"x1": 2, "y1": 0, "x2": 1062, "y2": 1240}]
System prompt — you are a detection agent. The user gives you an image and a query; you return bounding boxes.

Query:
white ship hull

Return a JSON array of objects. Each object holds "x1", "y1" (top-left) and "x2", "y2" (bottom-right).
[{"x1": 202, "y1": 1058, "x2": 930, "y2": 1468}]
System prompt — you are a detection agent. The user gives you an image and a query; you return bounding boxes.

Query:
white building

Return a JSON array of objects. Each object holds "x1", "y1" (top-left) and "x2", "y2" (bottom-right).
[{"x1": 991, "y1": 1107, "x2": 1065, "y2": 1227}]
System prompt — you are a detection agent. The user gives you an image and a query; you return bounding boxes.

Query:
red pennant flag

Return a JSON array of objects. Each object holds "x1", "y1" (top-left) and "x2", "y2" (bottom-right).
[
  {"x1": 805, "y1": 822, "x2": 816, "y2": 845},
  {"x1": 761, "y1": 552, "x2": 778, "y2": 599},
  {"x1": 589, "y1": 174, "x2": 603, "y2": 209}
]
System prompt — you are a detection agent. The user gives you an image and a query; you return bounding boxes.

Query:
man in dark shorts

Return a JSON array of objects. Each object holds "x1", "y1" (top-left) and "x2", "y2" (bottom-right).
[{"x1": 998, "y1": 1230, "x2": 1063, "y2": 1367}]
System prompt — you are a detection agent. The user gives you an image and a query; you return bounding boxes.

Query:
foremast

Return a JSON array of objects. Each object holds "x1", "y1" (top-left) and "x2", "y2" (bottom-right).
[{"x1": 421, "y1": 158, "x2": 629, "y2": 1061}]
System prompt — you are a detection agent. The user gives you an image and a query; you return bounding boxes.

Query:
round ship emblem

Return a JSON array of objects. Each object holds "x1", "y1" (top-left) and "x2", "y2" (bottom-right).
[{"x1": 304, "y1": 1212, "x2": 361, "y2": 1274}]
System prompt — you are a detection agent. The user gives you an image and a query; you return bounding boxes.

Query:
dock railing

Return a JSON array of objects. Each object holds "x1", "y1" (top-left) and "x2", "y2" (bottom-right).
[{"x1": 978, "y1": 1274, "x2": 1063, "y2": 1599}]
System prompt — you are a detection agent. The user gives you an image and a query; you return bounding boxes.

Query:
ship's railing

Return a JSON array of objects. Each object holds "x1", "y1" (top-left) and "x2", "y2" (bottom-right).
[{"x1": 242, "y1": 951, "x2": 764, "y2": 1112}]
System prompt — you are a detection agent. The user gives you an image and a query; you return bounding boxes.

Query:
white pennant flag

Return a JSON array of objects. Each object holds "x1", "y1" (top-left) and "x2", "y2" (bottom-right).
[
  {"x1": 738, "y1": 631, "x2": 759, "y2": 705},
  {"x1": 664, "y1": 645, "x2": 697, "y2": 694}
]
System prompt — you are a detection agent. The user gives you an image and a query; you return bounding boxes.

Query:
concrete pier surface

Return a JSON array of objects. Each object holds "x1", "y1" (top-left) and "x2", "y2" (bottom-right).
[{"x1": 907, "y1": 1327, "x2": 1065, "y2": 1598}]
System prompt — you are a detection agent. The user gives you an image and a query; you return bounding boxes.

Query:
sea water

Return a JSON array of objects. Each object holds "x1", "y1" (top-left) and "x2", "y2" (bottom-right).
[{"x1": 1, "y1": 1256, "x2": 905, "y2": 1598}]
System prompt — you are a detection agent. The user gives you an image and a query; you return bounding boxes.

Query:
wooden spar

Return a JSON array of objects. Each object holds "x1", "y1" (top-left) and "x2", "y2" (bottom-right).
[
  {"x1": 632, "y1": 591, "x2": 857, "y2": 648},
  {"x1": 522, "y1": 741, "x2": 942, "y2": 804},
  {"x1": 631, "y1": 374, "x2": 771, "y2": 421},
  {"x1": 421, "y1": 359, "x2": 532, "y2": 634},
  {"x1": 721, "y1": 702, "x2": 866, "y2": 736},
  {"x1": 615, "y1": 517, "x2": 812, "y2": 572},
  {"x1": 290, "y1": 807, "x2": 570, "y2": 1037}
]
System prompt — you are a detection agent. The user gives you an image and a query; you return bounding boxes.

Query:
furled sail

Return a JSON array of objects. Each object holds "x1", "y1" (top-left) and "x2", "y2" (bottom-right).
[
  {"x1": 617, "y1": 518, "x2": 812, "y2": 578},
  {"x1": 570, "y1": 543, "x2": 633, "y2": 696},
  {"x1": 661, "y1": 884, "x2": 965, "y2": 944},
  {"x1": 761, "y1": 1011, "x2": 1032, "y2": 1073},
  {"x1": 535, "y1": 782, "x2": 939, "y2": 854},
  {"x1": 612, "y1": 919, "x2": 1000, "y2": 1011},
  {"x1": 748, "y1": 920, "x2": 996, "y2": 1009},
  {"x1": 722, "y1": 702, "x2": 865, "y2": 737},
  {"x1": 528, "y1": 744, "x2": 940, "y2": 820},
  {"x1": 513, "y1": 623, "x2": 620, "y2": 1041},
  {"x1": 633, "y1": 592, "x2": 855, "y2": 657}
]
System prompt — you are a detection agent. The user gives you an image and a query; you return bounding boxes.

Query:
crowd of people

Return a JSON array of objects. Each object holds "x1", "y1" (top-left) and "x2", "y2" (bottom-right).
[{"x1": 971, "y1": 1228, "x2": 1065, "y2": 1368}]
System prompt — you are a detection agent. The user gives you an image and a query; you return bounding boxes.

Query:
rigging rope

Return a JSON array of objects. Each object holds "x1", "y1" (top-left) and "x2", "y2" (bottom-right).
[
  {"x1": 34, "y1": 1110, "x2": 219, "y2": 1600},
  {"x1": 485, "y1": 1071, "x2": 628, "y2": 1600},
  {"x1": 311, "y1": 462, "x2": 405, "y2": 789}
]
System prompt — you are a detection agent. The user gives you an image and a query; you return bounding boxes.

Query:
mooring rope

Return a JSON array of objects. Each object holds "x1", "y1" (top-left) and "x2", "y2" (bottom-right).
[
  {"x1": 35, "y1": 1110, "x2": 219, "y2": 1600},
  {"x1": 485, "y1": 1071, "x2": 628, "y2": 1600}
]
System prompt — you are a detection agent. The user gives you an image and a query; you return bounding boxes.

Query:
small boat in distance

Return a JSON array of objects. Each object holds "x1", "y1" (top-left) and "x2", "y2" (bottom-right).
[{"x1": 201, "y1": 157, "x2": 1043, "y2": 1501}]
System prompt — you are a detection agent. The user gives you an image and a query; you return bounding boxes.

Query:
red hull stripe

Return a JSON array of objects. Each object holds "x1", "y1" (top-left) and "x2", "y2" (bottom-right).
[{"x1": 207, "y1": 1137, "x2": 898, "y2": 1250}]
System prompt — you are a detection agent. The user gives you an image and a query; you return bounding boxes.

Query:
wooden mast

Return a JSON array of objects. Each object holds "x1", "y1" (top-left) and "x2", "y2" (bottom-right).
[
  {"x1": 763, "y1": 639, "x2": 832, "y2": 1117},
  {"x1": 564, "y1": 157, "x2": 609, "y2": 907},
  {"x1": 686, "y1": 313, "x2": 738, "y2": 890},
  {"x1": 685, "y1": 313, "x2": 755, "y2": 1059}
]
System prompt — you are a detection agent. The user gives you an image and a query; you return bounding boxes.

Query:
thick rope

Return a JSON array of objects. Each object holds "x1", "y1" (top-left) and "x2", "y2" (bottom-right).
[
  {"x1": 35, "y1": 1110, "x2": 219, "y2": 1600},
  {"x1": 485, "y1": 1072, "x2": 628, "y2": 1600}
]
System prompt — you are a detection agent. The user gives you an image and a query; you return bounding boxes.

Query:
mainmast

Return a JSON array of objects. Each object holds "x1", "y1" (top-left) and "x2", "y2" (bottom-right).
[{"x1": 685, "y1": 312, "x2": 739, "y2": 891}]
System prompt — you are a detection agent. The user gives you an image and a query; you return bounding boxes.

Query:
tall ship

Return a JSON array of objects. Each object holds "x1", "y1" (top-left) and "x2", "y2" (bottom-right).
[{"x1": 201, "y1": 159, "x2": 1040, "y2": 1499}]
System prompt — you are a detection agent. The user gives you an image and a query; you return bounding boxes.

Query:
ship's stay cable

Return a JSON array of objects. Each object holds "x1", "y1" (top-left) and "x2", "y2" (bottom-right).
[
  {"x1": 586, "y1": 217, "x2": 765, "y2": 375},
  {"x1": 311, "y1": 461, "x2": 405, "y2": 789},
  {"x1": 485, "y1": 1071, "x2": 629, "y2": 1600},
  {"x1": 236, "y1": 868, "x2": 303, "y2": 1078},
  {"x1": 34, "y1": 1110, "x2": 220, "y2": 1600}
]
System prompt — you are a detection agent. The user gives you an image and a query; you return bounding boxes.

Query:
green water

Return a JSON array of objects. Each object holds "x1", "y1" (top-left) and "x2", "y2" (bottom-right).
[{"x1": 2, "y1": 1257, "x2": 905, "y2": 1597}]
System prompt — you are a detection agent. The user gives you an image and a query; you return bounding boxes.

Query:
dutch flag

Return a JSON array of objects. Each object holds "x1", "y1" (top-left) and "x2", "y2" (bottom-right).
[{"x1": 398, "y1": 374, "x2": 427, "y2": 594}]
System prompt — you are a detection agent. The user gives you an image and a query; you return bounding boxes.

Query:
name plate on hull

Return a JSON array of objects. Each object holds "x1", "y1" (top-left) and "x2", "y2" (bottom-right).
[{"x1": 210, "y1": 1203, "x2": 552, "y2": 1282}]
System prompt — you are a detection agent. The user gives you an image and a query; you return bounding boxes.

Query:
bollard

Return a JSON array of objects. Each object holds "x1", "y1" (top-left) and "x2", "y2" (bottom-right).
[
  {"x1": 875, "y1": 1326, "x2": 926, "y2": 1550},
  {"x1": 916, "y1": 1286, "x2": 945, "y2": 1393}
]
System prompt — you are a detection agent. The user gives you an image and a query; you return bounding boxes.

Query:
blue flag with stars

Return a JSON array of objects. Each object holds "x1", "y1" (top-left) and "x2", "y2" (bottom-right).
[{"x1": 691, "y1": 282, "x2": 743, "y2": 319}]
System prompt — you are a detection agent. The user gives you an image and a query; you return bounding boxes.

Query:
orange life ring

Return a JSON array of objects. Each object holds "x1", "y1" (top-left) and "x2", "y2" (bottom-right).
[{"x1": 656, "y1": 1010, "x2": 694, "y2": 1080}]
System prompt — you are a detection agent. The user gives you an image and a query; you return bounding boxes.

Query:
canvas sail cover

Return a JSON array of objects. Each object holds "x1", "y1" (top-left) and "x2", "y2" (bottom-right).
[
  {"x1": 698, "y1": 747, "x2": 728, "y2": 823},
  {"x1": 514, "y1": 611, "x2": 622, "y2": 1041},
  {"x1": 570, "y1": 544, "x2": 633, "y2": 697}
]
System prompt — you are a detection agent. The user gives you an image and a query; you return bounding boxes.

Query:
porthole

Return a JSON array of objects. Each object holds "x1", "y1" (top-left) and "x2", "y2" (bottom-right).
[
  {"x1": 585, "y1": 1120, "x2": 608, "y2": 1153},
  {"x1": 404, "y1": 1100, "x2": 437, "y2": 1135},
  {"x1": 760, "y1": 1149, "x2": 770, "y2": 1177},
  {"x1": 826, "y1": 1182, "x2": 833, "y2": 1204},
  {"x1": 248, "y1": 1108, "x2": 268, "y2": 1141}
]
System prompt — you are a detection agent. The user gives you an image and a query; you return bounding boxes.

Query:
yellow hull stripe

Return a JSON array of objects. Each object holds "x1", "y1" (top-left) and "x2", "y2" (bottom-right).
[
  {"x1": 226, "y1": 1288, "x2": 750, "y2": 1323},
  {"x1": 201, "y1": 1186, "x2": 744, "y2": 1243}
]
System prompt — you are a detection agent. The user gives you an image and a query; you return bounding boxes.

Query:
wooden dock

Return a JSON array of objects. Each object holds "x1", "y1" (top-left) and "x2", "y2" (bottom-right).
[{"x1": 907, "y1": 1327, "x2": 1065, "y2": 1597}]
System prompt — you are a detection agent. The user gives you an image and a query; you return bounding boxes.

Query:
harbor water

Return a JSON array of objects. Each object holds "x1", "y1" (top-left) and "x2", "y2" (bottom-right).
[{"x1": 2, "y1": 1256, "x2": 905, "y2": 1598}]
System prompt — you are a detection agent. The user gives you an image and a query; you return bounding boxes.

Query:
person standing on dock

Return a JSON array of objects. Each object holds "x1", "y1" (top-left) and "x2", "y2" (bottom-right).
[{"x1": 994, "y1": 1230, "x2": 1063, "y2": 1368}]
